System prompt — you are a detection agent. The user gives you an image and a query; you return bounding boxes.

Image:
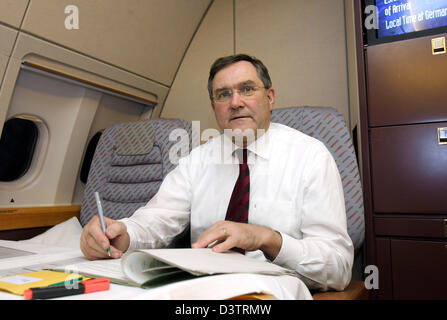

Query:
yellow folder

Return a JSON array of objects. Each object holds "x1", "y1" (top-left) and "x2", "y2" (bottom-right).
[{"x1": 0, "y1": 270, "x2": 87, "y2": 295}]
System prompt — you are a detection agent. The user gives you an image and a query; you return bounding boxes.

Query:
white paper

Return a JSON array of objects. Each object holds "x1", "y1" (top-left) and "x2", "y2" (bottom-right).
[
  {"x1": 56, "y1": 258, "x2": 131, "y2": 285},
  {"x1": 0, "y1": 246, "x2": 34, "y2": 259},
  {"x1": 0, "y1": 240, "x2": 85, "y2": 277},
  {"x1": 0, "y1": 275, "x2": 42, "y2": 285},
  {"x1": 136, "y1": 248, "x2": 296, "y2": 276}
]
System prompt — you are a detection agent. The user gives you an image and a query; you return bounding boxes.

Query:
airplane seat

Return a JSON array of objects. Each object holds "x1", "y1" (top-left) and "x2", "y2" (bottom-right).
[
  {"x1": 79, "y1": 118, "x2": 192, "y2": 248},
  {"x1": 271, "y1": 106, "x2": 367, "y2": 300}
]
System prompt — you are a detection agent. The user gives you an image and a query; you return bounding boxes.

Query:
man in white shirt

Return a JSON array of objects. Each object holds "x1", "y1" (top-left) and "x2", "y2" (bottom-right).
[{"x1": 80, "y1": 54, "x2": 354, "y2": 291}]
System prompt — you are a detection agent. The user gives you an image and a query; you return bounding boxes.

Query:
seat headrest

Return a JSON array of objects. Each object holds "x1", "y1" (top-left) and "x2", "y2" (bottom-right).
[{"x1": 117, "y1": 121, "x2": 155, "y2": 155}]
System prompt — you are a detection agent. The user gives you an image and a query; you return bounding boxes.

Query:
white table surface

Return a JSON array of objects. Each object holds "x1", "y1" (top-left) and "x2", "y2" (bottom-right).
[{"x1": 0, "y1": 218, "x2": 312, "y2": 300}]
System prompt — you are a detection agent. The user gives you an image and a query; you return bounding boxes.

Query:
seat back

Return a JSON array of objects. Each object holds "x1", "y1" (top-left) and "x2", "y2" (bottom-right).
[
  {"x1": 271, "y1": 106, "x2": 365, "y2": 252},
  {"x1": 80, "y1": 118, "x2": 192, "y2": 227}
]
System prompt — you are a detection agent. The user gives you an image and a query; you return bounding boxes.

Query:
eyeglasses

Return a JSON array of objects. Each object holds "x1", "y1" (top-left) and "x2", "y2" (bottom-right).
[{"x1": 213, "y1": 85, "x2": 265, "y2": 103}]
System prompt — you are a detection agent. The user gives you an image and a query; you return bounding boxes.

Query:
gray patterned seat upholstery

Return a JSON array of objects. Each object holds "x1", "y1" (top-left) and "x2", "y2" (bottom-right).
[
  {"x1": 271, "y1": 106, "x2": 365, "y2": 253},
  {"x1": 80, "y1": 118, "x2": 192, "y2": 232}
]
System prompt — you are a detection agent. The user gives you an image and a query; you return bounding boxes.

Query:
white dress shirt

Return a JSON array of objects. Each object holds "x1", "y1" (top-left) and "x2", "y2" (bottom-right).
[{"x1": 121, "y1": 122, "x2": 354, "y2": 291}]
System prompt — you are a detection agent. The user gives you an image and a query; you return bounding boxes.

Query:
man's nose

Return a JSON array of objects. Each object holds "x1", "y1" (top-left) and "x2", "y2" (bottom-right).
[{"x1": 229, "y1": 90, "x2": 243, "y2": 108}]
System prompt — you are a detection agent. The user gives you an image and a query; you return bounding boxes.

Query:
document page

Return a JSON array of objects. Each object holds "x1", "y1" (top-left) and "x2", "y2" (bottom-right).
[
  {"x1": 55, "y1": 259, "x2": 131, "y2": 285},
  {"x1": 0, "y1": 246, "x2": 34, "y2": 259},
  {"x1": 0, "y1": 241, "x2": 85, "y2": 277},
  {"x1": 137, "y1": 248, "x2": 296, "y2": 276}
]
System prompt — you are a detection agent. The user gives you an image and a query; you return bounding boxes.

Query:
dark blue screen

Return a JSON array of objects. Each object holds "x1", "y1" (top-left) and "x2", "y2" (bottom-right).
[{"x1": 376, "y1": 0, "x2": 447, "y2": 38}]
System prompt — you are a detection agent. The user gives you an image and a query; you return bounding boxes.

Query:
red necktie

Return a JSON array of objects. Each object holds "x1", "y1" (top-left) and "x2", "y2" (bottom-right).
[{"x1": 225, "y1": 149, "x2": 249, "y2": 253}]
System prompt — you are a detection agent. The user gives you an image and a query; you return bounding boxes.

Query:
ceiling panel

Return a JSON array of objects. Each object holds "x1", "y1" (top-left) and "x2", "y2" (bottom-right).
[
  {"x1": 0, "y1": 0, "x2": 29, "y2": 28},
  {"x1": 22, "y1": 0, "x2": 211, "y2": 86}
]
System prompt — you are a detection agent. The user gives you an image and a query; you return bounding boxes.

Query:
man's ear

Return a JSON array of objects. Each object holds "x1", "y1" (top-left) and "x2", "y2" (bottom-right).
[
  {"x1": 211, "y1": 101, "x2": 216, "y2": 112},
  {"x1": 267, "y1": 88, "x2": 275, "y2": 111}
]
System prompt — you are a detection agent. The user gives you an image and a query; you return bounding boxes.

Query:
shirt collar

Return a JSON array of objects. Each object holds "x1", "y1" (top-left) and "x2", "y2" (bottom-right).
[{"x1": 220, "y1": 124, "x2": 273, "y2": 163}]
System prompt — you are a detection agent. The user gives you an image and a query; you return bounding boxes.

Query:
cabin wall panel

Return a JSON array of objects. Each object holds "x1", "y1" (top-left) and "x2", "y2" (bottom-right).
[
  {"x1": 0, "y1": 31, "x2": 165, "y2": 135},
  {"x1": 0, "y1": 55, "x2": 8, "y2": 85},
  {"x1": 1, "y1": 28, "x2": 161, "y2": 208},
  {"x1": 0, "y1": 24, "x2": 18, "y2": 58},
  {"x1": 0, "y1": 24, "x2": 18, "y2": 88},
  {"x1": 21, "y1": 0, "x2": 211, "y2": 86},
  {"x1": 13, "y1": 32, "x2": 163, "y2": 105},
  {"x1": 236, "y1": 0, "x2": 350, "y2": 125},
  {"x1": 162, "y1": 0, "x2": 351, "y2": 136},
  {"x1": 0, "y1": 24, "x2": 18, "y2": 132},
  {"x1": 0, "y1": 69, "x2": 102, "y2": 207},
  {"x1": 161, "y1": 0, "x2": 234, "y2": 136},
  {"x1": 0, "y1": 0, "x2": 29, "y2": 29}
]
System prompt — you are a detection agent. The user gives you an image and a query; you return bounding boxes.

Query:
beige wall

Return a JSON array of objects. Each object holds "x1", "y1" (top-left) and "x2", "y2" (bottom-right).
[
  {"x1": 0, "y1": 0, "x2": 209, "y2": 133},
  {"x1": 0, "y1": 24, "x2": 18, "y2": 87},
  {"x1": 161, "y1": 0, "x2": 234, "y2": 134},
  {"x1": 1, "y1": 0, "x2": 354, "y2": 135},
  {"x1": 0, "y1": 0, "x2": 29, "y2": 28},
  {"x1": 0, "y1": 0, "x2": 212, "y2": 129},
  {"x1": 162, "y1": 0, "x2": 352, "y2": 134},
  {"x1": 20, "y1": 0, "x2": 211, "y2": 86},
  {"x1": 236, "y1": 0, "x2": 349, "y2": 123}
]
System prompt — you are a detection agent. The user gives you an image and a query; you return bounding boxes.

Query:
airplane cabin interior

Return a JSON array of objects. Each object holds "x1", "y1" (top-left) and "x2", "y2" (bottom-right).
[{"x1": 0, "y1": 0, "x2": 446, "y2": 301}]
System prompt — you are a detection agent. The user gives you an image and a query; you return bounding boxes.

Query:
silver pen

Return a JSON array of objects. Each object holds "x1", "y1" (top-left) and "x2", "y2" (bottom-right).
[{"x1": 94, "y1": 191, "x2": 111, "y2": 256}]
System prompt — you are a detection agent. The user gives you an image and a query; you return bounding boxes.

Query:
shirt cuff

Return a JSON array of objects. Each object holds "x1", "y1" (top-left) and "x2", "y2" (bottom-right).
[
  {"x1": 119, "y1": 217, "x2": 138, "y2": 251},
  {"x1": 272, "y1": 231, "x2": 304, "y2": 270}
]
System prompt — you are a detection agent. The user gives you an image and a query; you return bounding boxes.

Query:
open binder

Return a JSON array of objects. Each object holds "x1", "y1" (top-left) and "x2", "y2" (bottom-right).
[{"x1": 58, "y1": 248, "x2": 297, "y2": 288}]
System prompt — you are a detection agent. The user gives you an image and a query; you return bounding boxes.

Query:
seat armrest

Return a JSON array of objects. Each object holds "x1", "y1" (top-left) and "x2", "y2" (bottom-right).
[{"x1": 312, "y1": 281, "x2": 369, "y2": 300}]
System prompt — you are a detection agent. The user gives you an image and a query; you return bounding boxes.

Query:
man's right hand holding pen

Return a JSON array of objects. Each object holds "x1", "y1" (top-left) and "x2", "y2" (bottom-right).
[{"x1": 80, "y1": 216, "x2": 130, "y2": 260}]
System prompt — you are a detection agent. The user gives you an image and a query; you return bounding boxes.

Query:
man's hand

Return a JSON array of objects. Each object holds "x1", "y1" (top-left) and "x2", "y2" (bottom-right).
[
  {"x1": 80, "y1": 216, "x2": 130, "y2": 260},
  {"x1": 191, "y1": 221, "x2": 282, "y2": 261}
]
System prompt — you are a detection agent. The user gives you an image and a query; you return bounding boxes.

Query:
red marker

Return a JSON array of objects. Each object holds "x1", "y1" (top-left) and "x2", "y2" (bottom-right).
[{"x1": 24, "y1": 278, "x2": 110, "y2": 300}]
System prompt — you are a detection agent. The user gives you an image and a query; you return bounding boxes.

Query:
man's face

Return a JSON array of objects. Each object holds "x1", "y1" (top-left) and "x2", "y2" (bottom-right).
[{"x1": 211, "y1": 61, "x2": 275, "y2": 137}]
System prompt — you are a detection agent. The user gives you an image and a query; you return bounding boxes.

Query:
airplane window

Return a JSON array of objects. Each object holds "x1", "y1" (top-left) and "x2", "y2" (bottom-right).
[
  {"x1": 80, "y1": 131, "x2": 103, "y2": 184},
  {"x1": 0, "y1": 118, "x2": 38, "y2": 182}
]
